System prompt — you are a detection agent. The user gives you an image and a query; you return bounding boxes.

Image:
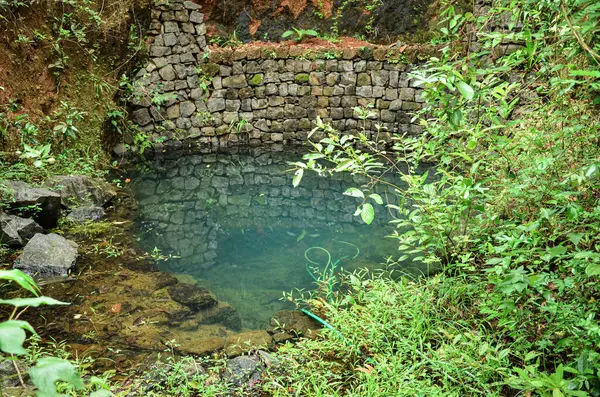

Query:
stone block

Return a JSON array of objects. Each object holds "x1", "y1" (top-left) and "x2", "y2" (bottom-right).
[
  {"x1": 222, "y1": 75, "x2": 247, "y2": 88},
  {"x1": 150, "y1": 45, "x2": 170, "y2": 57},
  {"x1": 164, "y1": 21, "x2": 180, "y2": 33},
  {"x1": 357, "y1": 73, "x2": 371, "y2": 86},
  {"x1": 207, "y1": 98, "x2": 225, "y2": 112},
  {"x1": 356, "y1": 86, "x2": 372, "y2": 97},
  {"x1": 251, "y1": 98, "x2": 268, "y2": 109},
  {"x1": 174, "y1": 10, "x2": 189, "y2": 22},
  {"x1": 132, "y1": 108, "x2": 152, "y2": 126},
  {"x1": 399, "y1": 87, "x2": 415, "y2": 101},
  {"x1": 373, "y1": 86, "x2": 385, "y2": 98},
  {"x1": 385, "y1": 88, "x2": 398, "y2": 100},
  {"x1": 189, "y1": 10, "x2": 204, "y2": 23},
  {"x1": 166, "y1": 103, "x2": 180, "y2": 119},
  {"x1": 371, "y1": 70, "x2": 389, "y2": 86},
  {"x1": 381, "y1": 109, "x2": 396, "y2": 123},
  {"x1": 340, "y1": 72, "x2": 356, "y2": 85},
  {"x1": 225, "y1": 99, "x2": 241, "y2": 111},
  {"x1": 180, "y1": 101, "x2": 196, "y2": 117}
]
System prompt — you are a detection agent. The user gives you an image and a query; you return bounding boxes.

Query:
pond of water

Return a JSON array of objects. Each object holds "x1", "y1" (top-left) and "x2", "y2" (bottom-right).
[{"x1": 130, "y1": 148, "x2": 432, "y2": 330}]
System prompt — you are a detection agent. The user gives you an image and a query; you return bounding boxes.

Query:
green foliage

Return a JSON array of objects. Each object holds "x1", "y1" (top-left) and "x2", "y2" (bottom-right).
[
  {"x1": 289, "y1": 0, "x2": 600, "y2": 394},
  {"x1": 282, "y1": 27, "x2": 320, "y2": 42},
  {"x1": 0, "y1": 269, "x2": 113, "y2": 395},
  {"x1": 268, "y1": 274, "x2": 511, "y2": 396}
]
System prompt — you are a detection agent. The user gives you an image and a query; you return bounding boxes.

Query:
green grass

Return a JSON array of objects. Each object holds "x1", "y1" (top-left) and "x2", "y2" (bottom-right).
[{"x1": 265, "y1": 272, "x2": 511, "y2": 396}]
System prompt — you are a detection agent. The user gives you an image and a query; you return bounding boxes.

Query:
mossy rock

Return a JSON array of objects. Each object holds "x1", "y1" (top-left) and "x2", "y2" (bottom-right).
[
  {"x1": 200, "y1": 63, "x2": 220, "y2": 77},
  {"x1": 248, "y1": 74, "x2": 264, "y2": 86},
  {"x1": 295, "y1": 73, "x2": 310, "y2": 83}
]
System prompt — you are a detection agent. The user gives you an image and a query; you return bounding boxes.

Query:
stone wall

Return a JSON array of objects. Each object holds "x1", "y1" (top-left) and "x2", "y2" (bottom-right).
[
  {"x1": 128, "y1": 0, "x2": 433, "y2": 152},
  {"x1": 131, "y1": 150, "x2": 400, "y2": 271}
]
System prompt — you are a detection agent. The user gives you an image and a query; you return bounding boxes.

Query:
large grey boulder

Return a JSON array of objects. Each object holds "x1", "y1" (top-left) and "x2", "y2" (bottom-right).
[
  {"x1": 66, "y1": 206, "x2": 105, "y2": 223},
  {"x1": 44, "y1": 175, "x2": 117, "y2": 208},
  {"x1": 0, "y1": 212, "x2": 43, "y2": 247},
  {"x1": 1, "y1": 181, "x2": 61, "y2": 229},
  {"x1": 14, "y1": 233, "x2": 78, "y2": 277}
]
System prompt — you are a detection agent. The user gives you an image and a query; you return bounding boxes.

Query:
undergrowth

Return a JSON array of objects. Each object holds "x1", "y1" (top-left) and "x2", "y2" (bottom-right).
[{"x1": 281, "y1": 0, "x2": 600, "y2": 395}]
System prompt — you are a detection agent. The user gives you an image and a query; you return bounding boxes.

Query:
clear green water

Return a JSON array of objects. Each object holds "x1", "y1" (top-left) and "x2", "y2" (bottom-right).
[{"x1": 130, "y1": 148, "x2": 431, "y2": 329}]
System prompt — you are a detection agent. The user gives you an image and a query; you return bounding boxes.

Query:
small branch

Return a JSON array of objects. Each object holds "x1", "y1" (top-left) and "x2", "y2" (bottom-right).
[{"x1": 560, "y1": 0, "x2": 600, "y2": 64}]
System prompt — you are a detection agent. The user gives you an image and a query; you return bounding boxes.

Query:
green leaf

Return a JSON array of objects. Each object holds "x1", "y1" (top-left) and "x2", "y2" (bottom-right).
[
  {"x1": 281, "y1": 30, "x2": 294, "y2": 39},
  {"x1": 456, "y1": 80, "x2": 475, "y2": 100},
  {"x1": 0, "y1": 320, "x2": 36, "y2": 354},
  {"x1": 29, "y1": 357, "x2": 85, "y2": 397},
  {"x1": 334, "y1": 158, "x2": 355, "y2": 172},
  {"x1": 568, "y1": 233, "x2": 584, "y2": 246},
  {"x1": 304, "y1": 29, "x2": 319, "y2": 36},
  {"x1": 90, "y1": 390, "x2": 112, "y2": 397},
  {"x1": 292, "y1": 168, "x2": 303, "y2": 187},
  {"x1": 360, "y1": 204, "x2": 375, "y2": 225},
  {"x1": 585, "y1": 263, "x2": 600, "y2": 277},
  {"x1": 343, "y1": 188, "x2": 364, "y2": 198},
  {"x1": 0, "y1": 269, "x2": 40, "y2": 296},
  {"x1": 546, "y1": 245, "x2": 568, "y2": 257},
  {"x1": 0, "y1": 297, "x2": 69, "y2": 307},
  {"x1": 369, "y1": 193, "x2": 384, "y2": 205}
]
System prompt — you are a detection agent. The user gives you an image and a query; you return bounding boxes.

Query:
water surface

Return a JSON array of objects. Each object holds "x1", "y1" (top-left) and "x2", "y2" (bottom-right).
[{"x1": 130, "y1": 148, "x2": 430, "y2": 329}]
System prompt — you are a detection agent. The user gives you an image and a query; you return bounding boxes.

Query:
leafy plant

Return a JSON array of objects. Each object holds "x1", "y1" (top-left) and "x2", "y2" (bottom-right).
[
  {"x1": 52, "y1": 102, "x2": 86, "y2": 147},
  {"x1": 19, "y1": 144, "x2": 54, "y2": 168},
  {"x1": 282, "y1": 27, "x2": 320, "y2": 42}
]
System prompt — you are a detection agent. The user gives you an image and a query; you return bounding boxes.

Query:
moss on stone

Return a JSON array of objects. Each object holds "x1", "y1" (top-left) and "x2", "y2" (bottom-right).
[
  {"x1": 295, "y1": 73, "x2": 310, "y2": 83},
  {"x1": 200, "y1": 63, "x2": 220, "y2": 77},
  {"x1": 248, "y1": 74, "x2": 264, "y2": 86}
]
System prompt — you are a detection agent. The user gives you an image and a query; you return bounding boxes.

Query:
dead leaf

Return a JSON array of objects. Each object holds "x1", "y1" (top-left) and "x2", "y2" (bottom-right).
[{"x1": 111, "y1": 303, "x2": 122, "y2": 313}]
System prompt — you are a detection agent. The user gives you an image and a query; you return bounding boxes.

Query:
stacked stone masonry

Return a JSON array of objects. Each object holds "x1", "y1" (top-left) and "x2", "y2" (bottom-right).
[{"x1": 131, "y1": 0, "x2": 428, "y2": 148}]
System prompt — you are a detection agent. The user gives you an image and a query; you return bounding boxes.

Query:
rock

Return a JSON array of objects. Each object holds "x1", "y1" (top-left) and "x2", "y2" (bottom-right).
[
  {"x1": 132, "y1": 108, "x2": 152, "y2": 126},
  {"x1": 0, "y1": 359, "x2": 28, "y2": 388},
  {"x1": 225, "y1": 330, "x2": 273, "y2": 356},
  {"x1": 195, "y1": 302, "x2": 242, "y2": 330},
  {"x1": 113, "y1": 143, "x2": 128, "y2": 156},
  {"x1": 257, "y1": 350, "x2": 281, "y2": 368},
  {"x1": 14, "y1": 233, "x2": 78, "y2": 278},
  {"x1": 266, "y1": 310, "x2": 321, "y2": 338},
  {"x1": 167, "y1": 283, "x2": 217, "y2": 310},
  {"x1": 223, "y1": 355, "x2": 263, "y2": 387},
  {"x1": 0, "y1": 212, "x2": 43, "y2": 247},
  {"x1": 66, "y1": 206, "x2": 105, "y2": 223},
  {"x1": 2, "y1": 181, "x2": 61, "y2": 229},
  {"x1": 44, "y1": 175, "x2": 116, "y2": 208}
]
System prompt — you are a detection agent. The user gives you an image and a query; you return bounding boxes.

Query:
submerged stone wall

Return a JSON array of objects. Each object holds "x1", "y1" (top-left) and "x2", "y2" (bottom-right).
[
  {"x1": 128, "y1": 0, "x2": 433, "y2": 152},
  {"x1": 131, "y1": 150, "x2": 399, "y2": 271}
]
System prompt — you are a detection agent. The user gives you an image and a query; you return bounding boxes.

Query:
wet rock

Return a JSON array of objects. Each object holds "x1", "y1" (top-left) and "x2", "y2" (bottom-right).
[
  {"x1": 153, "y1": 272, "x2": 178, "y2": 290},
  {"x1": 45, "y1": 175, "x2": 116, "y2": 208},
  {"x1": 167, "y1": 283, "x2": 217, "y2": 310},
  {"x1": 1, "y1": 181, "x2": 61, "y2": 229},
  {"x1": 223, "y1": 355, "x2": 263, "y2": 387},
  {"x1": 177, "y1": 336, "x2": 226, "y2": 355},
  {"x1": 257, "y1": 350, "x2": 280, "y2": 368},
  {"x1": 0, "y1": 212, "x2": 43, "y2": 247},
  {"x1": 0, "y1": 359, "x2": 28, "y2": 388},
  {"x1": 271, "y1": 332, "x2": 293, "y2": 344},
  {"x1": 195, "y1": 302, "x2": 242, "y2": 330},
  {"x1": 14, "y1": 233, "x2": 78, "y2": 278},
  {"x1": 266, "y1": 310, "x2": 321, "y2": 338},
  {"x1": 225, "y1": 330, "x2": 273, "y2": 356},
  {"x1": 66, "y1": 206, "x2": 105, "y2": 223}
]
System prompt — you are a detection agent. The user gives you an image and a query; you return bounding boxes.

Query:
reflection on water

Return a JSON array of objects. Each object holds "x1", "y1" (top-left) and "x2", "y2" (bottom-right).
[{"x1": 130, "y1": 147, "x2": 433, "y2": 329}]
